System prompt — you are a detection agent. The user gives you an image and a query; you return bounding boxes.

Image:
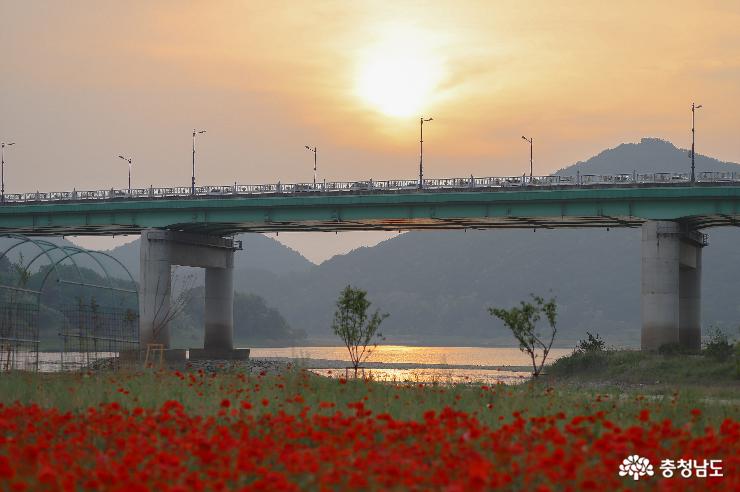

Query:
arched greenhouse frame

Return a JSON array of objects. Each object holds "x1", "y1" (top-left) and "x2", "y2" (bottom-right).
[{"x1": 0, "y1": 234, "x2": 138, "y2": 371}]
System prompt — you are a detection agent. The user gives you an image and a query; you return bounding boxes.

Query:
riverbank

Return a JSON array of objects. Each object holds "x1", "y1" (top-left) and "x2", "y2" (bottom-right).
[{"x1": 547, "y1": 349, "x2": 740, "y2": 399}]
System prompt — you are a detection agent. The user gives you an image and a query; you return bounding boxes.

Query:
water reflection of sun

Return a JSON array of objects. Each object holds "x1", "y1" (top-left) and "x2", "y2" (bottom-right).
[{"x1": 355, "y1": 26, "x2": 445, "y2": 118}]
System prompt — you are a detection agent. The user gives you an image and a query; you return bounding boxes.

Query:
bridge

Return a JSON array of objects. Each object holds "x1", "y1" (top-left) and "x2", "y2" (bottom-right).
[
  {"x1": 2, "y1": 171, "x2": 740, "y2": 357},
  {"x1": 1, "y1": 172, "x2": 739, "y2": 235}
]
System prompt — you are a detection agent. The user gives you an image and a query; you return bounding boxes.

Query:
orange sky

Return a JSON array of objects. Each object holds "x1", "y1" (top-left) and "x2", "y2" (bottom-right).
[{"x1": 2, "y1": 1, "x2": 740, "y2": 260}]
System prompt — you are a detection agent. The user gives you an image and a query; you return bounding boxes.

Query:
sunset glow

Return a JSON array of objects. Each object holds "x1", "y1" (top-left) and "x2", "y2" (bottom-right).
[
  {"x1": 3, "y1": 1, "x2": 740, "y2": 189},
  {"x1": 355, "y1": 27, "x2": 445, "y2": 117}
]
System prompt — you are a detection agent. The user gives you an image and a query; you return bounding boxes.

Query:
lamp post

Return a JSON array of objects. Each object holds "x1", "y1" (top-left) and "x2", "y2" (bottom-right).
[
  {"x1": 690, "y1": 103, "x2": 702, "y2": 183},
  {"x1": 305, "y1": 145, "x2": 317, "y2": 187},
  {"x1": 117, "y1": 155, "x2": 132, "y2": 194},
  {"x1": 521, "y1": 135, "x2": 533, "y2": 180},
  {"x1": 192, "y1": 129, "x2": 206, "y2": 195},
  {"x1": 419, "y1": 117, "x2": 433, "y2": 189},
  {"x1": 1, "y1": 142, "x2": 15, "y2": 204}
]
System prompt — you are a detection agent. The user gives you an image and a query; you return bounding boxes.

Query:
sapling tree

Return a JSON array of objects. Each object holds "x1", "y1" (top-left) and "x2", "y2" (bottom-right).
[
  {"x1": 489, "y1": 295, "x2": 558, "y2": 377},
  {"x1": 332, "y1": 285, "x2": 388, "y2": 377}
]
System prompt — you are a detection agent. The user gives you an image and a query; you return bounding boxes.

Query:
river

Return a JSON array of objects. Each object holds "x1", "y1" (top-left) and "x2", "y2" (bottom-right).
[
  {"x1": 250, "y1": 345, "x2": 572, "y2": 384},
  {"x1": 33, "y1": 346, "x2": 572, "y2": 384}
]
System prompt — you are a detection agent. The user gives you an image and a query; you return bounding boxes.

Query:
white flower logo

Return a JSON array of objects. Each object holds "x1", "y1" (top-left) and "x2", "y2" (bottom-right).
[{"x1": 619, "y1": 455, "x2": 654, "y2": 481}]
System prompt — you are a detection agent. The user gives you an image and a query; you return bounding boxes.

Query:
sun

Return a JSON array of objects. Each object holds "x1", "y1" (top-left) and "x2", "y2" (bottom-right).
[{"x1": 355, "y1": 27, "x2": 444, "y2": 118}]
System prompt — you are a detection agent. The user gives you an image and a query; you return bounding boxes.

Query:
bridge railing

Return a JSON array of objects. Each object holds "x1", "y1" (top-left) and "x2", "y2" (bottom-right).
[{"x1": 3, "y1": 171, "x2": 740, "y2": 204}]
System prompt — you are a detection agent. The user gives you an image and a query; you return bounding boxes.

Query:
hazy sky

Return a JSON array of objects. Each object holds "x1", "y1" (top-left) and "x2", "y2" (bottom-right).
[{"x1": 2, "y1": 1, "x2": 740, "y2": 262}]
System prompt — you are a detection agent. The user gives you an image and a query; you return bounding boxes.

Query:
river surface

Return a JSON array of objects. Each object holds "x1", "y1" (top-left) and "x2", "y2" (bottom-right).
[
  {"x1": 33, "y1": 346, "x2": 572, "y2": 384},
  {"x1": 250, "y1": 346, "x2": 572, "y2": 384}
]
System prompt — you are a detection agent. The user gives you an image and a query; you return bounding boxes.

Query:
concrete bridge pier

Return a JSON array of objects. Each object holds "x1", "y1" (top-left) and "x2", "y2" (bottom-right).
[
  {"x1": 139, "y1": 229, "x2": 248, "y2": 360},
  {"x1": 641, "y1": 221, "x2": 703, "y2": 352},
  {"x1": 139, "y1": 233, "x2": 174, "y2": 349},
  {"x1": 203, "y1": 266, "x2": 235, "y2": 351},
  {"x1": 679, "y1": 241, "x2": 702, "y2": 351}
]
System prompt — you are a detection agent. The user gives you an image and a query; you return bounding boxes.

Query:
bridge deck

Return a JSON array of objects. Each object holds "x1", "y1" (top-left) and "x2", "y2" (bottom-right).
[{"x1": 1, "y1": 177, "x2": 739, "y2": 235}]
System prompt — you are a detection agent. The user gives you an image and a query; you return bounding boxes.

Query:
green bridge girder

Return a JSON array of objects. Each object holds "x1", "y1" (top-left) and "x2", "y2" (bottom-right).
[{"x1": 0, "y1": 185, "x2": 739, "y2": 236}]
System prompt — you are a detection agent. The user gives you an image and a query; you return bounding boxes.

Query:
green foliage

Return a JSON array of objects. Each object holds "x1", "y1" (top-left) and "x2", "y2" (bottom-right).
[
  {"x1": 489, "y1": 295, "x2": 557, "y2": 377},
  {"x1": 550, "y1": 350, "x2": 610, "y2": 376},
  {"x1": 575, "y1": 332, "x2": 606, "y2": 354},
  {"x1": 702, "y1": 327, "x2": 734, "y2": 362},
  {"x1": 553, "y1": 332, "x2": 609, "y2": 374},
  {"x1": 549, "y1": 349, "x2": 738, "y2": 387},
  {"x1": 332, "y1": 285, "x2": 388, "y2": 375}
]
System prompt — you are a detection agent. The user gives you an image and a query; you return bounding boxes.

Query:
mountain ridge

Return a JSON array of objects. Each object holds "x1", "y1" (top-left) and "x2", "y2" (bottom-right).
[{"x1": 554, "y1": 137, "x2": 740, "y2": 176}]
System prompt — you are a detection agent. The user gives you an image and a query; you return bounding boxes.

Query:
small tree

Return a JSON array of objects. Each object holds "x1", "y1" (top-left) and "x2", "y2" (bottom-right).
[
  {"x1": 489, "y1": 295, "x2": 558, "y2": 377},
  {"x1": 332, "y1": 285, "x2": 388, "y2": 377}
]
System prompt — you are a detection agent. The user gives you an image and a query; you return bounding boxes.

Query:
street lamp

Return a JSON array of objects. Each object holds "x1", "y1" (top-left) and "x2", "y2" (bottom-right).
[
  {"x1": 117, "y1": 154, "x2": 132, "y2": 194},
  {"x1": 419, "y1": 117, "x2": 433, "y2": 189},
  {"x1": 1, "y1": 141, "x2": 15, "y2": 204},
  {"x1": 192, "y1": 129, "x2": 206, "y2": 195},
  {"x1": 521, "y1": 135, "x2": 533, "y2": 180},
  {"x1": 690, "y1": 103, "x2": 702, "y2": 183},
  {"x1": 305, "y1": 145, "x2": 317, "y2": 187}
]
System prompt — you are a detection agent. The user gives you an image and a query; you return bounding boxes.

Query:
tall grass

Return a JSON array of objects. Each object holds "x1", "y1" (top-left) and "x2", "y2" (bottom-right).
[
  {"x1": 549, "y1": 349, "x2": 738, "y2": 389},
  {"x1": 0, "y1": 367, "x2": 736, "y2": 429}
]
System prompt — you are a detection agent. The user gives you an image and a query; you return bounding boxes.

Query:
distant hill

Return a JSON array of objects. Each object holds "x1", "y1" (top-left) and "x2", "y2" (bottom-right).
[
  {"x1": 555, "y1": 137, "x2": 740, "y2": 176},
  {"x1": 232, "y1": 227, "x2": 740, "y2": 348}
]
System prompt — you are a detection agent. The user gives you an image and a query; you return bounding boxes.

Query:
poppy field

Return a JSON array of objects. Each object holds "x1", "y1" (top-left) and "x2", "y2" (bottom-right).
[{"x1": 0, "y1": 368, "x2": 737, "y2": 491}]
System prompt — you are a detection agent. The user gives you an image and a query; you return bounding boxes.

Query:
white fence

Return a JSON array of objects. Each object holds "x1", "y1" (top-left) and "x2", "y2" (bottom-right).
[{"x1": 3, "y1": 171, "x2": 739, "y2": 205}]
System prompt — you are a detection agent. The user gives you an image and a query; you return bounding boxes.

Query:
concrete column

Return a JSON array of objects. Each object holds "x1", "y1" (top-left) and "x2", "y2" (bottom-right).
[
  {"x1": 139, "y1": 229, "x2": 247, "y2": 360},
  {"x1": 641, "y1": 221, "x2": 680, "y2": 350},
  {"x1": 139, "y1": 229, "x2": 173, "y2": 348},
  {"x1": 203, "y1": 265, "x2": 234, "y2": 350},
  {"x1": 679, "y1": 244, "x2": 702, "y2": 352}
]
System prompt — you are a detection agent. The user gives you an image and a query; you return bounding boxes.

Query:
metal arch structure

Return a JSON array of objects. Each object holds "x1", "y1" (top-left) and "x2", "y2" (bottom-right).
[
  {"x1": 0, "y1": 235, "x2": 130, "y2": 303},
  {"x1": 36, "y1": 246, "x2": 138, "y2": 307},
  {"x1": 0, "y1": 235, "x2": 75, "y2": 292},
  {"x1": 0, "y1": 234, "x2": 139, "y2": 372}
]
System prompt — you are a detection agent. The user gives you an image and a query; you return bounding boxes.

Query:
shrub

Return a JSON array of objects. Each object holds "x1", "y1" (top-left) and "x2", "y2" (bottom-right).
[
  {"x1": 549, "y1": 350, "x2": 609, "y2": 376},
  {"x1": 574, "y1": 332, "x2": 606, "y2": 354},
  {"x1": 703, "y1": 327, "x2": 734, "y2": 362}
]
